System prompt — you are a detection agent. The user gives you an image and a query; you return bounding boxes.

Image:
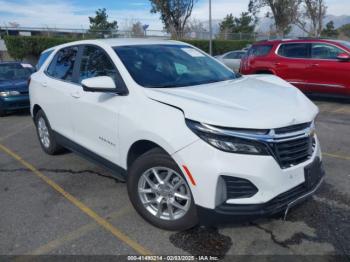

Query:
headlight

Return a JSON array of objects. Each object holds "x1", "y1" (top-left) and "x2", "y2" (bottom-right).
[
  {"x1": 186, "y1": 119, "x2": 269, "y2": 155},
  {"x1": 0, "y1": 91, "x2": 21, "y2": 97}
]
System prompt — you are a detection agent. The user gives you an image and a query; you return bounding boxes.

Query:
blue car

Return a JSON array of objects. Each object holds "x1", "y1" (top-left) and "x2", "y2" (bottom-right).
[{"x1": 0, "y1": 62, "x2": 35, "y2": 116}]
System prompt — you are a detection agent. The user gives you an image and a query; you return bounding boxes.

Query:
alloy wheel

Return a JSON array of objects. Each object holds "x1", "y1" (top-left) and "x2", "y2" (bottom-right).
[
  {"x1": 138, "y1": 167, "x2": 191, "y2": 221},
  {"x1": 37, "y1": 117, "x2": 50, "y2": 148}
]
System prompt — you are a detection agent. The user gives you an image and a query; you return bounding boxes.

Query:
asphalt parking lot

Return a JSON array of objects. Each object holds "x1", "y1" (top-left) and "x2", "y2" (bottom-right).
[{"x1": 0, "y1": 98, "x2": 349, "y2": 260}]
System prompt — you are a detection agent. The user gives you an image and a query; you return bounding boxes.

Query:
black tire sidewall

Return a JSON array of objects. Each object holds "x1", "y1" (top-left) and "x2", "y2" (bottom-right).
[{"x1": 127, "y1": 148, "x2": 198, "y2": 231}]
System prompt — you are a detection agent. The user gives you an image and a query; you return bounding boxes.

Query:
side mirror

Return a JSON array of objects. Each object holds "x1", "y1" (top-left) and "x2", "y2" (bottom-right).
[
  {"x1": 82, "y1": 76, "x2": 120, "y2": 93},
  {"x1": 336, "y1": 53, "x2": 350, "y2": 62}
]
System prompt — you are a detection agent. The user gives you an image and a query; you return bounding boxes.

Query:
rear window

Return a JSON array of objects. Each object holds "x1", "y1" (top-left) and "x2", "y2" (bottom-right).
[
  {"x1": 248, "y1": 45, "x2": 273, "y2": 57},
  {"x1": 277, "y1": 43, "x2": 310, "y2": 58}
]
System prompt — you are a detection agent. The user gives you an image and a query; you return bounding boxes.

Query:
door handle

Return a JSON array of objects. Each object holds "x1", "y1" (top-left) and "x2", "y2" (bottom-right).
[
  {"x1": 41, "y1": 82, "x2": 47, "y2": 87},
  {"x1": 310, "y1": 64, "x2": 319, "y2": 67},
  {"x1": 274, "y1": 62, "x2": 281, "y2": 66}
]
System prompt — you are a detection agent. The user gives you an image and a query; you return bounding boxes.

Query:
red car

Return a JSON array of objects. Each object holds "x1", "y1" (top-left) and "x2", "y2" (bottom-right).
[{"x1": 240, "y1": 39, "x2": 350, "y2": 97}]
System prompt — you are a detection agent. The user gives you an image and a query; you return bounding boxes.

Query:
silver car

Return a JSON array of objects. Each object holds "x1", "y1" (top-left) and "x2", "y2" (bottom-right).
[{"x1": 215, "y1": 50, "x2": 246, "y2": 72}]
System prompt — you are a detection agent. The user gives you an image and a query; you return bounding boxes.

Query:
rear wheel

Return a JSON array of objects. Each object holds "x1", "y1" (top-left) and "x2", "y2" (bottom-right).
[
  {"x1": 127, "y1": 148, "x2": 198, "y2": 231},
  {"x1": 0, "y1": 109, "x2": 6, "y2": 117},
  {"x1": 35, "y1": 110, "x2": 62, "y2": 155}
]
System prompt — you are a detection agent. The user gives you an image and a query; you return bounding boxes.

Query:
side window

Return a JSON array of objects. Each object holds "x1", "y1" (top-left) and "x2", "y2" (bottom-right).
[
  {"x1": 311, "y1": 43, "x2": 344, "y2": 59},
  {"x1": 78, "y1": 46, "x2": 118, "y2": 83},
  {"x1": 249, "y1": 45, "x2": 273, "y2": 57},
  {"x1": 36, "y1": 50, "x2": 53, "y2": 70},
  {"x1": 277, "y1": 43, "x2": 310, "y2": 58},
  {"x1": 224, "y1": 52, "x2": 238, "y2": 59},
  {"x1": 46, "y1": 46, "x2": 78, "y2": 81}
]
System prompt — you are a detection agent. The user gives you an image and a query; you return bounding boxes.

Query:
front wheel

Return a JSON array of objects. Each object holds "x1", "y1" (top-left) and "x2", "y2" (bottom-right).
[{"x1": 127, "y1": 148, "x2": 198, "y2": 231}]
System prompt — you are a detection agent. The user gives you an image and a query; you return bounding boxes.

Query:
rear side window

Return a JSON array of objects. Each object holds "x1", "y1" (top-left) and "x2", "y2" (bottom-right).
[
  {"x1": 278, "y1": 43, "x2": 310, "y2": 58},
  {"x1": 46, "y1": 46, "x2": 78, "y2": 82},
  {"x1": 36, "y1": 50, "x2": 53, "y2": 70},
  {"x1": 249, "y1": 45, "x2": 273, "y2": 57},
  {"x1": 225, "y1": 52, "x2": 245, "y2": 59},
  {"x1": 78, "y1": 45, "x2": 119, "y2": 83}
]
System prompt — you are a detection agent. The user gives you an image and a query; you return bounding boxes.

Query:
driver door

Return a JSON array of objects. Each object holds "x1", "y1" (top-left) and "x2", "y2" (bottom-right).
[{"x1": 306, "y1": 43, "x2": 350, "y2": 96}]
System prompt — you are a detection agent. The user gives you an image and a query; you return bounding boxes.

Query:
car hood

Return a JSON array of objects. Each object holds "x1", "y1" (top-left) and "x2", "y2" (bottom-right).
[
  {"x1": 144, "y1": 75, "x2": 318, "y2": 129},
  {"x1": 0, "y1": 79, "x2": 28, "y2": 92}
]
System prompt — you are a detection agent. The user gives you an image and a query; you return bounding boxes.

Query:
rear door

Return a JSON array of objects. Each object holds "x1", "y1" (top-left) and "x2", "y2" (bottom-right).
[
  {"x1": 306, "y1": 42, "x2": 350, "y2": 95},
  {"x1": 41, "y1": 46, "x2": 80, "y2": 139},
  {"x1": 274, "y1": 43, "x2": 312, "y2": 92},
  {"x1": 245, "y1": 44, "x2": 273, "y2": 74}
]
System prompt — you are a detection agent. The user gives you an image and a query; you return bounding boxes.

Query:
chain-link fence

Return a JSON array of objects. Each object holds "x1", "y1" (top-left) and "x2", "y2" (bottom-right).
[{"x1": 2, "y1": 26, "x2": 348, "y2": 42}]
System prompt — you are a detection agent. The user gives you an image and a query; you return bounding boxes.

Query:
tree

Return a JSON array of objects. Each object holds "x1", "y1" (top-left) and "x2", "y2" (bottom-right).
[
  {"x1": 219, "y1": 14, "x2": 235, "y2": 39},
  {"x1": 321, "y1": 21, "x2": 339, "y2": 38},
  {"x1": 235, "y1": 12, "x2": 256, "y2": 34},
  {"x1": 184, "y1": 19, "x2": 207, "y2": 38},
  {"x1": 249, "y1": 0, "x2": 301, "y2": 37},
  {"x1": 149, "y1": 0, "x2": 197, "y2": 39},
  {"x1": 295, "y1": 0, "x2": 327, "y2": 37},
  {"x1": 338, "y1": 23, "x2": 350, "y2": 39},
  {"x1": 219, "y1": 12, "x2": 255, "y2": 39},
  {"x1": 131, "y1": 21, "x2": 144, "y2": 37},
  {"x1": 186, "y1": 18, "x2": 206, "y2": 33},
  {"x1": 89, "y1": 8, "x2": 118, "y2": 34}
]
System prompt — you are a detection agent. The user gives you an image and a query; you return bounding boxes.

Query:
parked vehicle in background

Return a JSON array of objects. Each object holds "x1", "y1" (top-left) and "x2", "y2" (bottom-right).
[
  {"x1": 240, "y1": 39, "x2": 350, "y2": 97},
  {"x1": 215, "y1": 50, "x2": 246, "y2": 72},
  {"x1": 0, "y1": 62, "x2": 35, "y2": 116},
  {"x1": 30, "y1": 39, "x2": 324, "y2": 230}
]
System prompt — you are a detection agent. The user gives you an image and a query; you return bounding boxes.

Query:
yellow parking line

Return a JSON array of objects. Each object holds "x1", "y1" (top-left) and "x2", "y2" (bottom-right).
[
  {"x1": 323, "y1": 152, "x2": 350, "y2": 161},
  {"x1": 0, "y1": 143, "x2": 152, "y2": 256},
  {"x1": 30, "y1": 206, "x2": 132, "y2": 255}
]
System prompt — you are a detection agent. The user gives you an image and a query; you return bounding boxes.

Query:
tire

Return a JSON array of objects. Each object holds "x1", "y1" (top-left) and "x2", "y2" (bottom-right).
[
  {"x1": 35, "y1": 110, "x2": 63, "y2": 155},
  {"x1": 127, "y1": 148, "x2": 198, "y2": 231},
  {"x1": 0, "y1": 109, "x2": 6, "y2": 117}
]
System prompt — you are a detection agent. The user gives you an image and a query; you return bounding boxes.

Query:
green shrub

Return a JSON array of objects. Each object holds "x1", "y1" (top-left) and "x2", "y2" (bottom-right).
[
  {"x1": 181, "y1": 39, "x2": 253, "y2": 55},
  {"x1": 3, "y1": 36, "x2": 79, "y2": 60},
  {"x1": 3, "y1": 36, "x2": 253, "y2": 60}
]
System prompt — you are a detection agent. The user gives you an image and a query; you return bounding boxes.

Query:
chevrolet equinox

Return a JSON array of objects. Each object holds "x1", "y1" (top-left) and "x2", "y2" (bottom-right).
[{"x1": 30, "y1": 39, "x2": 325, "y2": 230}]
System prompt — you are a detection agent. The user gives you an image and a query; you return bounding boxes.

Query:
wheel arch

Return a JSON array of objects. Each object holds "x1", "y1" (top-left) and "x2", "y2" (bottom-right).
[
  {"x1": 127, "y1": 139, "x2": 168, "y2": 169},
  {"x1": 32, "y1": 104, "x2": 42, "y2": 119}
]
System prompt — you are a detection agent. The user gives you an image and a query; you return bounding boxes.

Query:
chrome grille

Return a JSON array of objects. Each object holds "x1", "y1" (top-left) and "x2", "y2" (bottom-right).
[
  {"x1": 270, "y1": 122, "x2": 314, "y2": 169},
  {"x1": 271, "y1": 137, "x2": 313, "y2": 168}
]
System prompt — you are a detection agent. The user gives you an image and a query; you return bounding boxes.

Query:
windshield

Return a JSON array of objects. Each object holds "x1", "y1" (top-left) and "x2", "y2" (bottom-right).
[
  {"x1": 0, "y1": 63, "x2": 35, "y2": 81},
  {"x1": 114, "y1": 44, "x2": 237, "y2": 88}
]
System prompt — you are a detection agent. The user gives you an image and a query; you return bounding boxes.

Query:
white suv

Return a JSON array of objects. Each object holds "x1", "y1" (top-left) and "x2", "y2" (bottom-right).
[{"x1": 30, "y1": 39, "x2": 325, "y2": 230}]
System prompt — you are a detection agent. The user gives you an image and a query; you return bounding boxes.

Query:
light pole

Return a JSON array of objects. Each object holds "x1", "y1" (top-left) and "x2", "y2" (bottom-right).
[{"x1": 209, "y1": 0, "x2": 213, "y2": 56}]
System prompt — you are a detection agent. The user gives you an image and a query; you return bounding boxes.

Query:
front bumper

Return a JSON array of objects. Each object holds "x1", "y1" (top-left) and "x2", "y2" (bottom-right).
[
  {"x1": 197, "y1": 165, "x2": 325, "y2": 225},
  {"x1": 0, "y1": 94, "x2": 30, "y2": 111},
  {"x1": 172, "y1": 133, "x2": 324, "y2": 223}
]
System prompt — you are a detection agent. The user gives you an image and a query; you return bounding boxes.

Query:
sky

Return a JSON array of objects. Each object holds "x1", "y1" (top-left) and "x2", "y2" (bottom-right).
[{"x1": 0, "y1": 0, "x2": 349, "y2": 30}]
